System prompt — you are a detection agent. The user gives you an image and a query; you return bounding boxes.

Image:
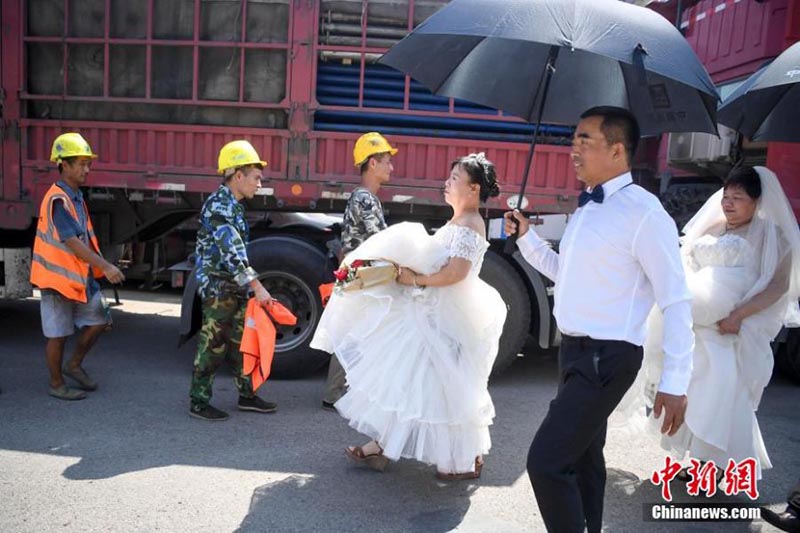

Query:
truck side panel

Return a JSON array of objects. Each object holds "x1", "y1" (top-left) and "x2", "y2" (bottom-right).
[
  {"x1": 0, "y1": 1, "x2": 29, "y2": 230},
  {"x1": 677, "y1": 0, "x2": 799, "y2": 218},
  {"x1": 18, "y1": 120, "x2": 576, "y2": 214},
  {"x1": 681, "y1": 0, "x2": 789, "y2": 83},
  {"x1": 21, "y1": 119, "x2": 291, "y2": 198}
]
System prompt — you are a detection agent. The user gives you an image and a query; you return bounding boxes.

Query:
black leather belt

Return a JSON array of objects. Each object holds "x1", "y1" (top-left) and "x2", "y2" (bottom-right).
[{"x1": 561, "y1": 334, "x2": 634, "y2": 350}]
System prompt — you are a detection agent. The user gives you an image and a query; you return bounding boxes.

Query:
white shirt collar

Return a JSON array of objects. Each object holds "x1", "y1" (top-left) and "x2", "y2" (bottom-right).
[{"x1": 590, "y1": 171, "x2": 633, "y2": 199}]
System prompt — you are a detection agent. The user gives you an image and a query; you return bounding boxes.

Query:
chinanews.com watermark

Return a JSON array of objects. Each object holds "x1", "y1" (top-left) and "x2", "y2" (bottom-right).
[
  {"x1": 645, "y1": 503, "x2": 761, "y2": 522},
  {"x1": 645, "y1": 456, "x2": 762, "y2": 523}
]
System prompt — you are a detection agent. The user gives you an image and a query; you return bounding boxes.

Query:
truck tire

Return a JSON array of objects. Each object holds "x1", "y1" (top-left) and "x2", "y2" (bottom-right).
[
  {"x1": 247, "y1": 237, "x2": 333, "y2": 379},
  {"x1": 775, "y1": 327, "x2": 800, "y2": 384},
  {"x1": 479, "y1": 250, "x2": 532, "y2": 376}
]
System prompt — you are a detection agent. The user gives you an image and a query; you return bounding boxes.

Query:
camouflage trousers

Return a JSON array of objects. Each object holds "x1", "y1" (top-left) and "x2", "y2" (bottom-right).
[{"x1": 189, "y1": 292, "x2": 255, "y2": 408}]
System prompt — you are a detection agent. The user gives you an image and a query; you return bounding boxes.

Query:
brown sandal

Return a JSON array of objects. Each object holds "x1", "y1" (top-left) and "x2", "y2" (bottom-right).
[
  {"x1": 344, "y1": 445, "x2": 389, "y2": 472},
  {"x1": 436, "y1": 457, "x2": 483, "y2": 481}
]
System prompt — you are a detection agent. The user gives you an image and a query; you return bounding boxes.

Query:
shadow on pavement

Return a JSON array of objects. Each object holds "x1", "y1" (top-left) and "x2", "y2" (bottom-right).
[{"x1": 237, "y1": 470, "x2": 476, "y2": 533}]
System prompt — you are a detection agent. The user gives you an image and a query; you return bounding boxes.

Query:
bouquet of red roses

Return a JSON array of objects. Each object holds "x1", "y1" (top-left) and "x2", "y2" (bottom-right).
[{"x1": 333, "y1": 259, "x2": 398, "y2": 292}]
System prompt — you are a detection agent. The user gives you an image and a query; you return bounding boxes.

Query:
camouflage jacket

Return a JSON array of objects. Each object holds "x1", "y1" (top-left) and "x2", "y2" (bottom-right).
[
  {"x1": 195, "y1": 184, "x2": 258, "y2": 299},
  {"x1": 340, "y1": 187, "x2": 387, "y2": 255}
]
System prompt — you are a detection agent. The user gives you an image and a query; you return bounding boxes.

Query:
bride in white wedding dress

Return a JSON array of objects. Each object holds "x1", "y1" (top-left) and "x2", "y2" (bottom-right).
[
  {"x1": 631, "y1": 166, "x2": 800, "y2": 480},
  {"x1": 310, "y1": 153, "x2": 507, "y2": 479}
]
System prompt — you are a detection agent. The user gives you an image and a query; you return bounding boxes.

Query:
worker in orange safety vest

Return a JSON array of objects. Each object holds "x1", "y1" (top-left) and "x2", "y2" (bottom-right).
[{"x1": 30, "y1": 133, "x2": 125, "y2": 401}]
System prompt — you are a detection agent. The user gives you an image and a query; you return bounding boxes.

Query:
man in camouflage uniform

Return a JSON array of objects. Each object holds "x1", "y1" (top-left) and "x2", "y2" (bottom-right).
[
  {"x1": 190, "y1": 140, "x2": 277, "y2": 421},
  {"x1": 322, "y1": 132, "x2": 397, "y2": 410}
]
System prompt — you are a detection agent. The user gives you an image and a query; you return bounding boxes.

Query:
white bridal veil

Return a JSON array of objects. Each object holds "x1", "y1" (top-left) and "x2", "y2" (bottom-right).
[{"x1": 682, "y1": 166, "x2": 800, "y2": 322}]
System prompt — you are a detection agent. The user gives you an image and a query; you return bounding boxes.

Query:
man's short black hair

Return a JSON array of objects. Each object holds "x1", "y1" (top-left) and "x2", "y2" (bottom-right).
[
  {"x1": 580, "y1": 106, "x2": 640, "y2": 165},
  {"x1": 359, "y1": 151, "x2": 390, "y2": 175}
]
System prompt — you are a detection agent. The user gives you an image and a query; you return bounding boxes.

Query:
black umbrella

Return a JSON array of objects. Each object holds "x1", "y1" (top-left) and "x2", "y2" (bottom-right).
[
  {"x1": 379, "y1": 0, "x2": 719, "y2": 215},
  {"x1": 718, "y1": 41, "x2": 800, "y2": 142}
]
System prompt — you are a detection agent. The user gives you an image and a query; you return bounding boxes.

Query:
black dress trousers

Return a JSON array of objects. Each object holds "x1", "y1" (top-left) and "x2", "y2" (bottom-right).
[{"x1": 527, "y1": 335, "x2": 643, "y2": 533}]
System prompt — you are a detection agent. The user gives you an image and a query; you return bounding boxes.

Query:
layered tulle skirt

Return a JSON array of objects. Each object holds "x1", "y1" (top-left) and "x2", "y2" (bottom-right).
[{"x1": 311, "y1": 223, "x2": 507, "y2": 473}]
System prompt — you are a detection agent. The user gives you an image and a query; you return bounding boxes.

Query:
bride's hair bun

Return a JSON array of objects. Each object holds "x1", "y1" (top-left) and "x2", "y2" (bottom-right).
[{"x1": 451, "y1": 152, "x2": 500, "y2": 202}]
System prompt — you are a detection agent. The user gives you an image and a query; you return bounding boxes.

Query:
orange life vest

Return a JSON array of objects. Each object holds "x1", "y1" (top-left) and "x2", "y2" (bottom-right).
[
  {"x1": 241, "y1": 298, "x2": 297, "y2": 391},
  {"x1": 29, "y1": 183, "x2": 103, "y2": 303}
]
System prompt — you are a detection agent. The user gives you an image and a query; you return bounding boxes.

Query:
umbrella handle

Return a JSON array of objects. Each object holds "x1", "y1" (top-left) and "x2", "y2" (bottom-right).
[{"x1": 503, "y1": 221, "x2": 519, "y2": 254}]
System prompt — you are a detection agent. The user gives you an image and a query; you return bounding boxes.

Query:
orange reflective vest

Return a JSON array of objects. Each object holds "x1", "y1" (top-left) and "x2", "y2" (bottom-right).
[
  {"x1": 241, "y1": 298, "x2": 297, "y2": 391},
  {"x1": 319, "y1": 282, "x2": 334, "y2": 307},
  {"x1": 30, "y1": 183, "x2": 103, "y2": 303}
]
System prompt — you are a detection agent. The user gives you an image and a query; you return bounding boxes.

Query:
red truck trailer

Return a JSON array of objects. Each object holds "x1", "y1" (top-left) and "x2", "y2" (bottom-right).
[
  {"x1": 0, "y1": 0, "x2": 583, "y2": 377},
  {"x1": 2, "y1": 0, "x2": 798, "y2": 379},
  {"x1": 653, "y1": 0, "x2": 800, "y2": 224}
]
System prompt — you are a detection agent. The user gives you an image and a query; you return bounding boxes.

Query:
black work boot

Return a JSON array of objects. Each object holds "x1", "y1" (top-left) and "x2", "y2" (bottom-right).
[
  {"x1": 189, "y1": 403, "x2": 229, "y2": 421},
  {"x1": 238, "y1": 396, "x2": 277, "y2": 413}
]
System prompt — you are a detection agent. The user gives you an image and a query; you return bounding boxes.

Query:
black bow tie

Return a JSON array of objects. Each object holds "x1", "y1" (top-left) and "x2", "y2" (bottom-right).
[{"x1": 578, "y1": 185, "x2": 604, "y2": 207}]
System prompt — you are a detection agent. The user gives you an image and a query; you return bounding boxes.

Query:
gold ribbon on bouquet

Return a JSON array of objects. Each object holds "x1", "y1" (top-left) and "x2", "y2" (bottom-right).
[{"x1": 339, "y1": 260, "x2": 398, "y2": 292}]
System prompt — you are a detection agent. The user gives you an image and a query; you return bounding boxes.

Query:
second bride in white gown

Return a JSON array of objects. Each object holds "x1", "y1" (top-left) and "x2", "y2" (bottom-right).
[
  {"x1": 310, "y1": 153, "x2": 508, "y2": 479},
  {"x1": 615, "y1": 166, "x2": 800, "y2": 481}
]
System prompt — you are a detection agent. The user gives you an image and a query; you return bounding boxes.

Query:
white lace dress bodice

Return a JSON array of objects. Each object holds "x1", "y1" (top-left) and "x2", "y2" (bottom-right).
[
  {"x1": 689, "y1": 232, "x2": 756, "y2": 270},
  {"x1": 432, "y1": 223, "x2": 489, "y2": 274}
]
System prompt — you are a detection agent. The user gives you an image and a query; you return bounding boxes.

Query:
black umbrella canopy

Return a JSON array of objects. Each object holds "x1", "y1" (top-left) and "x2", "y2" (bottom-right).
[
  {"x1": 380, "y1": 0, "x2": 719, "y2": 136},
  {"x1": 718, "y1": 41, "x2": 800, "y2": 142}
]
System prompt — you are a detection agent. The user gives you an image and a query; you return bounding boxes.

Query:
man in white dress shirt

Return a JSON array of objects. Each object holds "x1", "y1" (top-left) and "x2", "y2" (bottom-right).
[{"x1": 505, "y1": 106, "x2": 694, "y2": 533}]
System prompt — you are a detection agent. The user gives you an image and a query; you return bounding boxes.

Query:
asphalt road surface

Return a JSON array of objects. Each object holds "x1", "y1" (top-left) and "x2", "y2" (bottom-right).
[{"x1": 1, "y1": 290, "x2": 798, "y2": 532}]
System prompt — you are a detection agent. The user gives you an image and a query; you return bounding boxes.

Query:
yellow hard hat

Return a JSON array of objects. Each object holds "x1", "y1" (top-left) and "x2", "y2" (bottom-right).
[
  {"x1": 217, "y1": 140, "x2": 268, "y2": 174},
  {"x1": 50, "y1": 133, "x2": 97, "y2": 162},
  {"x1": 353, "y1": 132, "x2": 398, "y2": 167}
]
